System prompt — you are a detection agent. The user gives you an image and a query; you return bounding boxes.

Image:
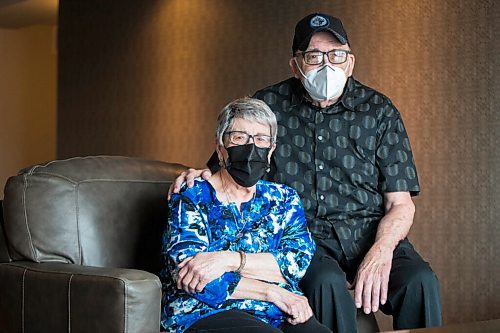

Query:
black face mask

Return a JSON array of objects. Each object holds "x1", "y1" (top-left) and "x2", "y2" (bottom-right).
[{"x1": 225, "y1": 143, "x2": 271, "y2": 187}]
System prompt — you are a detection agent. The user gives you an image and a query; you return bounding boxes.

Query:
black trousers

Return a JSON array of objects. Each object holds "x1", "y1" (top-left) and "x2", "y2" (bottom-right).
[
  {"x1": 300, "y1": 237, "x2": 442, "y2": 333},
  {"x1": 186, "y1": 309, "x2": 332, "y2": 333}
]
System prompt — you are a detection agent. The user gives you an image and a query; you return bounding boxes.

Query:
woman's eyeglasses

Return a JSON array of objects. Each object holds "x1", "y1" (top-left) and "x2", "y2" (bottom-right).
[{"x1": 224, "y1": 131, "x2": 273, "y2": 148}]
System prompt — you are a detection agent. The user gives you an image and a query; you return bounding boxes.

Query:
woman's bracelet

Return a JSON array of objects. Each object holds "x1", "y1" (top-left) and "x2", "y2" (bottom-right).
[{"x1": 235, "y1": 251, "x2": 246, "y2": 274}]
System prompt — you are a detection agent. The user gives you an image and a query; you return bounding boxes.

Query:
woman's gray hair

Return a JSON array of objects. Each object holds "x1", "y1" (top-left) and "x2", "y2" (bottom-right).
[{"x1": 215, "y1": 97, "x2": 277, "y2": 146}]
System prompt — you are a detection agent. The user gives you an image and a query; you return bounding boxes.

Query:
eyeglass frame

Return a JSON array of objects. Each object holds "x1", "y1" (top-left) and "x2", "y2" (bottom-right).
[
  {"x1": 223, "y1": 130, "x2": 274, "y2": 148},
  {"x1": 296, "y1": 49, "x2": 351, "y2": 65}
]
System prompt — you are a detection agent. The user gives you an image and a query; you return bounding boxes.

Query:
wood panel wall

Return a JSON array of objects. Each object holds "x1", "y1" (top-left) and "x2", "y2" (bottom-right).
[{"x1": 58, "y1": 0, "x2": 500, "y2": 327}]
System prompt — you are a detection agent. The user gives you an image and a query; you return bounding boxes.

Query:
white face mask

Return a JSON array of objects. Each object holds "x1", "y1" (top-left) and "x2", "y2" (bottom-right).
[{"x1": 295, "y1": 58, "x2": 348, "y2": 101}]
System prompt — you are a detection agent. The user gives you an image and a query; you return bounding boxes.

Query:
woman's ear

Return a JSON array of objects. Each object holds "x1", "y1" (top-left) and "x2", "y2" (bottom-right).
[
  {"x1": 215, "y1": 143, "x2": 227, "y2": 165},
  {"x1": 268, "y1": 144, "x2": 276, "y2": 162},
  {"x1": 215, "y1": 143, "x2": 223, "y2": 160}
]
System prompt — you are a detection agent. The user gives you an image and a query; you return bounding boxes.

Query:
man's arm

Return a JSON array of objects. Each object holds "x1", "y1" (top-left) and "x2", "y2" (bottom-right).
[{"x1": 353, "y1": 191, "x2": 415, "y2": 314}]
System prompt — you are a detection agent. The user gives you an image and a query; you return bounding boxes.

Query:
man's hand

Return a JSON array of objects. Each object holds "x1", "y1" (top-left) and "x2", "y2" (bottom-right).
[
  {"x1": 176, "y1": 251, "x2": 238, "y2": 293},
  {"x1": 352, "y1": 244, "x2": 393, "y2": 314},
  {"x1": 167, "y1": 168, "x2": 212, "y2": 200},
  {"x1": 352, "y1": 192, "x2": 415, "y2": 314},
  {"x1": 266, "y1": 285, "x2": 313, "y2": 325}
]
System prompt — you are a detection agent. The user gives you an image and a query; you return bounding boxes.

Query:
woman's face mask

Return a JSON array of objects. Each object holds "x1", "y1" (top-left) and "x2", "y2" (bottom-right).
[
  {"x1": 224, "y1": 143, "x2": 270, "y2": 187},
  {"x1": 295, "y1": 58, "x2": 348, "y2": 101}
]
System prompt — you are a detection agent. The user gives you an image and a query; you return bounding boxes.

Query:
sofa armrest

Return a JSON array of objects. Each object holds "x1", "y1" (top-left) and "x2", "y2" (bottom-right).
[{"x1": 0, "y1": 261, "x2": 161, "y2": 333}]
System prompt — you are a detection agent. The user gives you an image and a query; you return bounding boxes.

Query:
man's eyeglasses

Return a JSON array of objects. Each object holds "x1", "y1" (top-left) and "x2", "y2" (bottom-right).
[
  {"x1": 224, "y1": 131, "x2": 273, "y2": 148},
  {"x1": 298, "y1": 49, "x2": 350, "y2": 65}
]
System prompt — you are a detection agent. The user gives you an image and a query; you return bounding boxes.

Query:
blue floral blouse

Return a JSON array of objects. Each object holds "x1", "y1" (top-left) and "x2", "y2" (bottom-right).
[{"x1": 160, "y1": 178, "x2": 315, "y2": 332}]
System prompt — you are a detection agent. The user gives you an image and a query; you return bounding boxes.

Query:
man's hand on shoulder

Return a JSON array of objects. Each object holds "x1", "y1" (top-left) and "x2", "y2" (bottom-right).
[{"x1": 167, "y1": 168, "x2": 212, "y2": 200}]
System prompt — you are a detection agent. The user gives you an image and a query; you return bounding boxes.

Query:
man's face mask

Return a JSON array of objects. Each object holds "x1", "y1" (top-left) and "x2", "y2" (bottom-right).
[
  {"x1": 224, "y1": 143, "x2": 270, "y2": 187},
  {"x1": 295, "y1": 58, "x2": 348, "y2": 101}
]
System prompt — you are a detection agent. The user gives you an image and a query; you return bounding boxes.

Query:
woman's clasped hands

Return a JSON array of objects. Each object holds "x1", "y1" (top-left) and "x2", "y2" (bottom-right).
[{"x1": 176, "y1": 251, "x2": 237, "y2": 293}]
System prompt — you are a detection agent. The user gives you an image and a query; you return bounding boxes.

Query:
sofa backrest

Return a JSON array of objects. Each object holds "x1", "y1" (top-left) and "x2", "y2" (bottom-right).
[{"x1": 2, "y1": 156, "x2": 187, "y2": 275}]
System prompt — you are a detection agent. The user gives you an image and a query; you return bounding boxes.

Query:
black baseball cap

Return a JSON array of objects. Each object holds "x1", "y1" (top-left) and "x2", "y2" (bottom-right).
[{"x1": 292, "y1": 13, "x2": 349, "y2": 54}]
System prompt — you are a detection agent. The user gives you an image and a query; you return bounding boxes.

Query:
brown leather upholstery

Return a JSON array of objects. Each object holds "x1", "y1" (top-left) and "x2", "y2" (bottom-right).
[
  {"x1": 0, "y1": 156, "x2": 186, "y2": 333},
  {"x1": 0, "y1": 156, "x2": 378, "y2": 333}
]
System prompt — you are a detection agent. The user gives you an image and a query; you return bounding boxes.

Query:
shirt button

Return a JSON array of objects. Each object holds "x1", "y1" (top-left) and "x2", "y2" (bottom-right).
[
  {"x1": 318, "y1": 135, "x2": 323, "y2": 141},
  {"x1": 318, "y1": 165, "x2": 324, "y2": 170},
  {"x1": 319, "y1": 195, "x2": 325, "y2": 200}
]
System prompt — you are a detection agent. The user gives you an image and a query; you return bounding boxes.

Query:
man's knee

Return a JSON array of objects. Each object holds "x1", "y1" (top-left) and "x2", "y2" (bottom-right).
[
  {"x1": 390, "y1": 261, "x2": 440, "y2": 299},
  {"x1": 392, "y1": 242, "x2": 440, "y2": 292},
  {"x1": 406, "y1": 263, "x2": 439, "y2": 289},
  {"x1": 301, "y1": 258, "x2": 347, "y2": 292},
  {"x1": 387, "y1": 262, "x2": 442, "y2": 328}
]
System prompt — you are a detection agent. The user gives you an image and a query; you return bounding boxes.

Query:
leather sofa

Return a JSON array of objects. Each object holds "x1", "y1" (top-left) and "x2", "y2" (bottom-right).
[
  {"x1": 0, "y1": 156, "x2": 186, "y2": 333},
  {"x1": 0, "y1": 156, "x2": 378, "y2": 333}
]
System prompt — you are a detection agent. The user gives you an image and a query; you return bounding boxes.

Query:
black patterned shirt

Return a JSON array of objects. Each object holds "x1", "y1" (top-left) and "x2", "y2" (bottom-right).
[{"x1": 252, "y1": 77, "x2": 420, "y2": 259}]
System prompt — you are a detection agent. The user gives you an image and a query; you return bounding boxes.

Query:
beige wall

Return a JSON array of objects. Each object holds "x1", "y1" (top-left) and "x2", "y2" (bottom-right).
[
  {"x1": 57, "y1": 0, "x2": 500, "y2": 328},
  {"x1": 0, "y1": 25, "x2": 57, "y2": 199}
]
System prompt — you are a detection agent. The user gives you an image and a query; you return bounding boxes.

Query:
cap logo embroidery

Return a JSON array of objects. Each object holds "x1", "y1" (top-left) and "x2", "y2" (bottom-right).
[{"x1": 310, "y1": 15, "x2": 328, "y2": 28}]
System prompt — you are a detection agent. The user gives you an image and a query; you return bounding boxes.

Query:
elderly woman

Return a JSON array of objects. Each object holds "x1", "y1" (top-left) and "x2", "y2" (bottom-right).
[{"x1": 160, "y1": 98, "x2": 330, "y2": 333}]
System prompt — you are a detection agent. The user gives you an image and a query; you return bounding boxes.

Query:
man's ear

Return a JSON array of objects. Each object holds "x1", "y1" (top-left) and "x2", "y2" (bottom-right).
[
  {"x1": 346, "y1": 53, "x2": 355, "y2": 77},
  {"x1": 289, "y1": 57, "x2": 301, "y2": 79}
]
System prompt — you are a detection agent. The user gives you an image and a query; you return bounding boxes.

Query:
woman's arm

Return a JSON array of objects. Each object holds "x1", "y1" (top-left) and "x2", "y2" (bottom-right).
[
  {"x1": 165, "y1": 192, "x2": 241, "y2": 308},
  {"x1": 239, "y1": 253, "x2": 287, "y2": 283},
  {"x1": 176, "y1": 251, "x2": 287, "y2": 292},
  {"x1": 266, "y1": 188, "x2": 315, "y2": 286},
  {"x1": 230, "y1": 277, "x2": 313, "y2": 325},
  {"x1": 176, "y1": 251, "x2": 241, "y2": 292}
]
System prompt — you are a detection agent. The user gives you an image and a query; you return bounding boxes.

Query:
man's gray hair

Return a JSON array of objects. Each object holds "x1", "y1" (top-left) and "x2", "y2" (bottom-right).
[{"x1": 215, "y1": 97, "x2": 277, "y2": 145}]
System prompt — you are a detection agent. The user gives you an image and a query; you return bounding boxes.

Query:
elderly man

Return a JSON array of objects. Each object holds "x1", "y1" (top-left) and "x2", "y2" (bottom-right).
[{"x1": 170, "y1": 13, "x2": 442, "y2": 333}]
